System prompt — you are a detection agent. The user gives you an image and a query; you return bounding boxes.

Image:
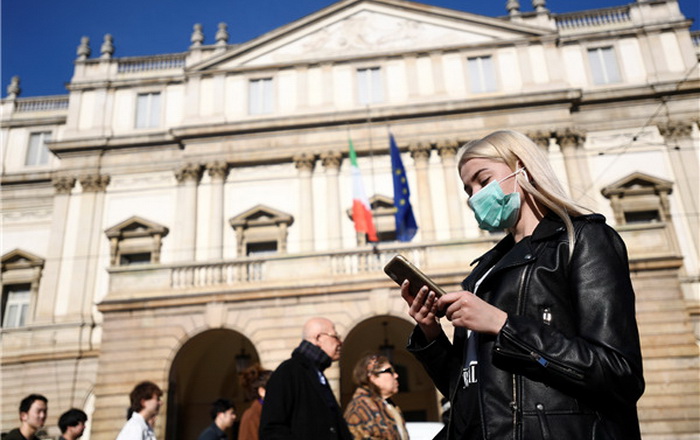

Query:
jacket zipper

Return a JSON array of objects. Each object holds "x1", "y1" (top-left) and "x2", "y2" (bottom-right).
[
  {"x1": 500, "y1": 331, "x2": 586, "y2": 381},
  {"x1": 509, "y1": 265, "x2": 529, "y2": 440}
]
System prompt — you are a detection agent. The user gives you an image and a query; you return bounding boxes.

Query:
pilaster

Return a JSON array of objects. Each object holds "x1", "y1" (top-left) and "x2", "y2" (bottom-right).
[
  {"x1": 437, "y1": 140, "x2": 464, "y2": 238},
  {"x1": 174, "y1": 163, "x2": 203, "y2": 261},
  {"x1": 294, "y1": 153, "x2": 316, "y2": 252},
  {"x1": 658, "y1": 120, "x2": 699, "y2": 254},
  {"x1": 35, "y1": 176, "x2": 76, "y2": 323},
  {"x1": 409, "y1": 142, "x2": 436, "y2": 241},
  {"x1": 555, "y1": 128, "x2": 594, "y2": 206},
  {"x1": 321, "y1": 151, "x2": 343, "y2": 249},
  {"x1": 206, "y1": 161, "x2": 230, "y2": 260},
  {"x1": 59, "y1": 174, "x2": 110, "y2": 321}
]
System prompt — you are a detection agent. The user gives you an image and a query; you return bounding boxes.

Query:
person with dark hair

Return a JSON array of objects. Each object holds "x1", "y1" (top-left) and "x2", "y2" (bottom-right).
[
  {"x1": 238, "y1": 364, "x2": 272, "y2": 440},
  {"x1": 196, "y1": 399, "x2": 237, "y2": 440},
  {"x1": 344, "y1": 354, "x2": 409, "y2": 440},
  {"x1": 260, "y1": 317, "x2": 352, "y2": 440},
  {"x1": 401, "y1": 130, "x2": 644, "y2": 439},
  {"x1": 58, "y1": 408, "x2": 87, "y2": 440},
  {"x1": 116, "y1": 381, "x2": 163, "y2": 440},
  {"x1": 5, "y1": 394, "x2": 48, "y2": 440}
]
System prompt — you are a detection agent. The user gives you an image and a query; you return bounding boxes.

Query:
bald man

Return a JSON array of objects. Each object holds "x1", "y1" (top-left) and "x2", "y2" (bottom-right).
[{"x1": 260, "y1": 317, "x2": 351, "y2": 440}]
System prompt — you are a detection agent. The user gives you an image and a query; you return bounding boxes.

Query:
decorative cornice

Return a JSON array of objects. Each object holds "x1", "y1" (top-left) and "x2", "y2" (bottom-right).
[{"x1": 79, "y1": 174, "x2": 110, "y2": 192}]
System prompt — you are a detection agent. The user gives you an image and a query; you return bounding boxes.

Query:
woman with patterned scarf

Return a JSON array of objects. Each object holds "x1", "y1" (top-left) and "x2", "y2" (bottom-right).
[{"x1": 344, "y1": 354, "x2": 410, "y2": 440}]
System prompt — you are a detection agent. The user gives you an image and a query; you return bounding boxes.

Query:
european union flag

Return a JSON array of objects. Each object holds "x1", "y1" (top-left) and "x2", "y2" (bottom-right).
[{"x1": 389, "y1": 134, "x2": 418, "y2": 241}]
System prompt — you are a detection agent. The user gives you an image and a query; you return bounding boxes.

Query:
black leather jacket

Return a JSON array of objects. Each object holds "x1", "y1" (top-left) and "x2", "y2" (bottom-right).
[{"x1": 408, "y1": 214, "x2": 644, "y2": 439}]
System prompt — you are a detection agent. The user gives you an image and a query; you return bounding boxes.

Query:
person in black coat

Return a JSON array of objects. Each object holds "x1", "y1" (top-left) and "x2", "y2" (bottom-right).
[
  {"x1": 401, "y1": 130, "x2": 644, "y2": 439},
  {"x1": 260, "y1": 317, "x2": 352, "y2": 440}
]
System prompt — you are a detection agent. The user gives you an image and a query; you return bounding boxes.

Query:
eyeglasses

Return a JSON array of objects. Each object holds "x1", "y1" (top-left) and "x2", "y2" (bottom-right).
[
  {"x1": 317, "y1": 332, "x2": 342, "y2": 342},
  {"x1": 373, "y1": 366, "x2": 396, "y2": 376}
]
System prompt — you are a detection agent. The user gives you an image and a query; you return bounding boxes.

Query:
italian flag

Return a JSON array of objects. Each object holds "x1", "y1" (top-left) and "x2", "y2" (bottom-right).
[{"x1": 348, "y1": 138, "x2": 378, "y2": 242}]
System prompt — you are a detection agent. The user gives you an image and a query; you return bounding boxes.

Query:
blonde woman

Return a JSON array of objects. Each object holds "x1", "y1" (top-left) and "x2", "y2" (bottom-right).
[
  {"x1": 401, "y1": 130, "x2": 644, "y2": 439},
  {"x1": 344, "y1": 354, "x2": 409, "y2": 440}
]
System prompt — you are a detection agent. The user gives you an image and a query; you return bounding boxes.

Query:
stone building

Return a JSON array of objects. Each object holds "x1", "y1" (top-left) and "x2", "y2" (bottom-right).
[{"x1": 1, "y1": 0, "x2": 699, "y2": 438}]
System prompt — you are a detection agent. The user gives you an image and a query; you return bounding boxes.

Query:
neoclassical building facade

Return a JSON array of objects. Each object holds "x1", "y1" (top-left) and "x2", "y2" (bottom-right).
[{"x1": 1, "y1": 0, "x2": 699, "y2": 438}]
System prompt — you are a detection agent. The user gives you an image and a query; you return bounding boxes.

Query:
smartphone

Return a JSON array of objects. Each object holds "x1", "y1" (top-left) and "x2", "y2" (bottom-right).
[{"x1": 383, "y1": 254, "x2": 446, "y2": 298}]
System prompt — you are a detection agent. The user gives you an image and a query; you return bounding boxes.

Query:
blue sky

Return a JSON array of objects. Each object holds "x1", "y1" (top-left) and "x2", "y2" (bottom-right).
[{"x1": 2, "y1": 0, "x2": 698, "y2": 98}]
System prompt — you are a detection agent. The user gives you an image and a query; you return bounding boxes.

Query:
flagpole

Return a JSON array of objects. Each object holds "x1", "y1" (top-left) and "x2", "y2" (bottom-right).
[{"x1": 365, "y1": 104, "x2": 380, "y2": 255}]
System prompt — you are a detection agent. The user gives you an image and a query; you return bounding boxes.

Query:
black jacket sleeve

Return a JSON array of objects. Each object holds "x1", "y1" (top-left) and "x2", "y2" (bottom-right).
[{"x1": 492, "y1": 221, "x2": 645, "y2": 410}]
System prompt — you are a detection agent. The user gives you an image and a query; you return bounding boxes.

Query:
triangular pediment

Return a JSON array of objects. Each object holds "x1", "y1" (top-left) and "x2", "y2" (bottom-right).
[
  {"x1": 1, "y1": 249, "x2": 45, "y2": 270},
  {"x1": 601, "y1": 172, "x2": 673, "y2": 198},
  {"x1": 105, "y1": 216, "x2": 169, "y2": 239},
  {"x1": 191, "y1": 0, "x2": 550, "y2": 71},
  {"x1": 230, "y1": 205, "x2": 294, "y2": 227}
]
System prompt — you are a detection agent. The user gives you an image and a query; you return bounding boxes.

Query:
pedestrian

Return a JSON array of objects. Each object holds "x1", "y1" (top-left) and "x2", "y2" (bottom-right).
[
  {"x1": 260, "y1": 317, "x2": 352, "y2": 439},
  {"x1": 5, "y1": 394, "x2": 48, "y2": 440},
  {"x1": 344, "y1": 353, "x2": 409, "y2": 439},
  {"x1": 401, "y1": 129, "x2": 645, "y2": 439},
  {"x1": 238, "y1": 364, "x2": 272, "y2": 440},
  {"x1": 197, "y1": 398, "x2": 237, "y2": 440},
  {"x1": 116, "y1": 381, "x2": 163, "y2": 440},
  {"x1": 58, "y1": 408, "x2": 87, "y2": 440}
]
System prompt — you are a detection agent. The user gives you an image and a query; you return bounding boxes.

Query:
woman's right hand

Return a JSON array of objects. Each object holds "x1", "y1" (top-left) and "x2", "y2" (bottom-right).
[{"x1": 400, "y1": 280, "x2": 441, "y2": 341}]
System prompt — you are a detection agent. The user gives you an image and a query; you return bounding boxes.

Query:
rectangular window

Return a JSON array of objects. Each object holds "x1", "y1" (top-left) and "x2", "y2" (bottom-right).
[
  {"x1": 135, "y1": 92, "x2": 161, "y2": 128},
  {"x1": 468, "y1": 56, "x2": 497, "y2": 93},
  {"x1": 249, "y1": 78, "x2": 274, "y2": 115},
  {"x1": 357, "y1": 67, "x2": 383, "y2": 105},
  {"x1": 246, "y1": 241, "x2": 277, "y2": 256},
  {"x1": 2, "y1": 285, "x2": 30, "y2": 328},
  {"x1": 119, "y1": 252, "x2": 152, "y2": 266},
  {"x1": 25, "y1": 132, "x2": 52, "y2": 166},
  {"x1": 588, "y1": 47, "x2": 621, "y2": 85}
]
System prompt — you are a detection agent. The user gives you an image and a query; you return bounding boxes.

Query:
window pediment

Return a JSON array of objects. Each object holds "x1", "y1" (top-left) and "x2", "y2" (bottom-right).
[
  {"x1": 105, "y1": 216, "x2": 169, "y2": 239},
  {"x1": 105, "y1": 216, "x2": 169, "y2": 266},
  {"x1": 1, "y1": 249, "x2": 45, "y2": 271},
  {"x1": 601, "y1": 172, "x2": 673, "y2": 198},
  {"x1": 229, "y1": 205, "x2": 294, "y2": 229}
]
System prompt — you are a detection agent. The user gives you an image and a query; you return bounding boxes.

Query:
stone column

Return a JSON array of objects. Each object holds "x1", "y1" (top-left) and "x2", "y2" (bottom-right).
[
  {"x1": 35, "y1": 176, "x2": 76, "y2": 323},
  {"x1": 555, "y1": 129, "x2": 593, "y2": 204},
  {"x1": 409, "y1": 142, "x2": 436, "y2": 241},
  {"x1": 206, "y1": 161, "x2": 229, "y2": 260},
  {"x1": 659, "y1": 121, "x2": 699, "y2": 251},
  {"x1": 438, "y1": 141, "x2": 464, "y2": 238},
  {"x1": 60, "y1": 174, "x2": 110, "y2": 320},
  {"x1": 175, "y1": 163, "x2": 203, "y2": 261},
  {"x1": 294, "y1": 153, "x2": 316, "y2": 252},
  {"x1": 321, "y1": 151, "x2": 343, "y2": 249}
]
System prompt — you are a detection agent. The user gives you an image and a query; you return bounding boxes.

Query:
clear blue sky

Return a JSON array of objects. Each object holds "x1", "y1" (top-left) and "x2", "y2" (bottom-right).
[{"x1": 2, "y1": 0, "x2": 698, "y2": 98}]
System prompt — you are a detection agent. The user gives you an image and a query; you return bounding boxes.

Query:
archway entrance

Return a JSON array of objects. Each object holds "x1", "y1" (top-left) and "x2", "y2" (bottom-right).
[
  {"x1": 340, "y1": 315, "x2": 440, "y2": 422},
  {"x1": 166, "y1": 329, "x2": 258, "y2": 440}
]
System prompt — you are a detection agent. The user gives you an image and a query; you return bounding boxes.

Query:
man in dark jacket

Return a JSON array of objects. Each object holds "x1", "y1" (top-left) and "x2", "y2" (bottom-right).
[
  {"x1": 197, "y1": 399, "x2": 236, "y2": 440},
  {"x1": 5, "y1": 394, "x2": 48, "y2": 440},
  {"x1": 260, "y1": 317, "x2": 352, "y2": 440}
]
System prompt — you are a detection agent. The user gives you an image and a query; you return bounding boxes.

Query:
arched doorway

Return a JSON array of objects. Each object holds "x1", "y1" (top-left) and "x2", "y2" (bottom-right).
[
  {"x1": 166, "y1": 329, "x2": 258, "y2": 440},
  {"x1": 340, "y1": 315, "x2": 440, "y2": 422}
]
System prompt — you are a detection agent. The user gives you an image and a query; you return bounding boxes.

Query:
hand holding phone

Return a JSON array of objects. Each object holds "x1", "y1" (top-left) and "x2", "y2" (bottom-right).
[{"x1": 383, "y1": 255, "x2": 446, "y2": 298}]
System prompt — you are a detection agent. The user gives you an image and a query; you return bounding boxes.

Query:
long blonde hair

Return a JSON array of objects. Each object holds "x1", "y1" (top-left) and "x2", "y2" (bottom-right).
[{"x1": 458, "y1": 130, "x2": 590, "y2": 256}]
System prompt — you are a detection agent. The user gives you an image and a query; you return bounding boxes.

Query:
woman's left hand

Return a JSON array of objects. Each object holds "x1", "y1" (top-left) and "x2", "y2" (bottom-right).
[{"x1": 437, "y1": 291, "x2": 508, "y2": 335}]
